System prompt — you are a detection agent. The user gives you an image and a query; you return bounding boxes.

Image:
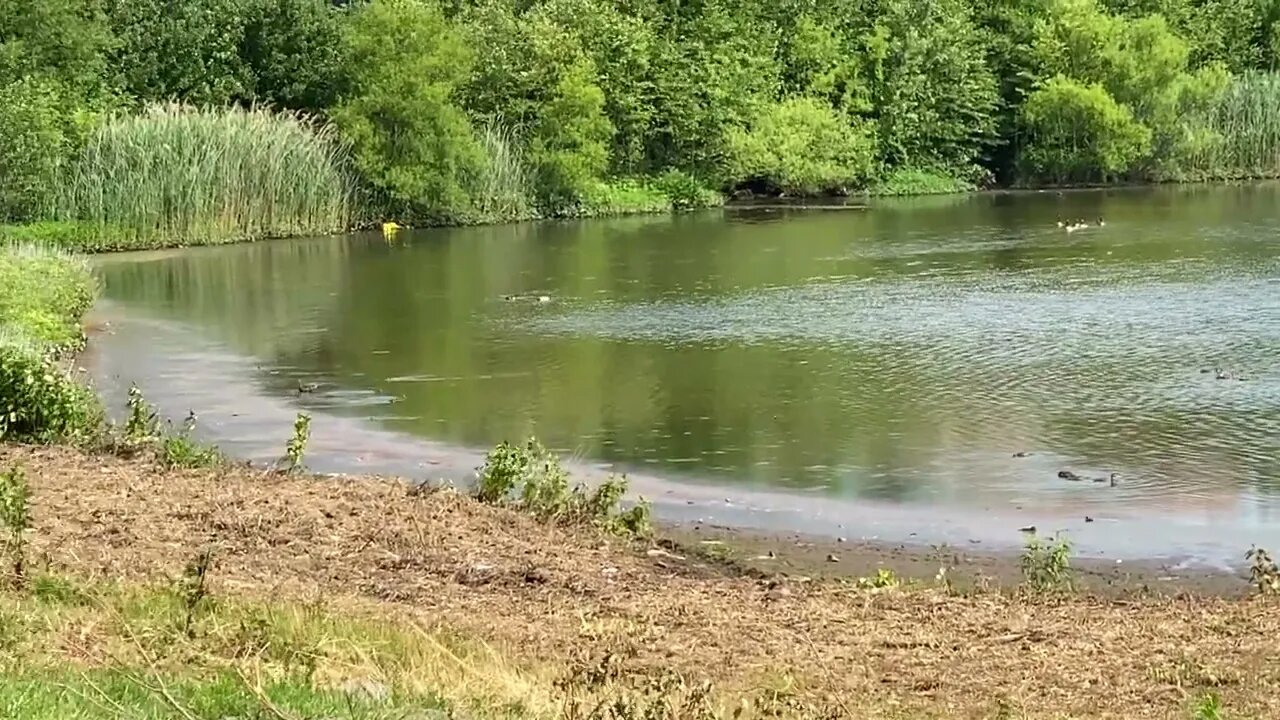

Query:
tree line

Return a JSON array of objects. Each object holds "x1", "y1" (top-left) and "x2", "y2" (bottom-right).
[{"x1": 3, "y1": 0, "x2": 1280, "y2": 228}]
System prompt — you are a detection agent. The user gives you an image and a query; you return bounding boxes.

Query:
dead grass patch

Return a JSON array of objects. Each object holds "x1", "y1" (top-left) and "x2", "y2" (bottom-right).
[{"x1": 4, "y1": 443, "x2": 1280, "y2": 718}]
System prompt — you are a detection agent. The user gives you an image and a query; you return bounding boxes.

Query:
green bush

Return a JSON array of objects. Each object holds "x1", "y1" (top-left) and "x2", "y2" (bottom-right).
[
  {"x1": 0, "y1": 339, "x2": 99, "y2": 444},
  {"x1": 0, "y1": 245, "x2": 100, "y2": 444},
  {"x1": 1018, "y1": 75, "x2": 1152, "y2": 184},
  {"x1": 725, "y1": 98, "x2": 876, "y2": 195},
  {"x1": 60, "y1": 105, "x2": 352, "y2": 247},
  {"x1": 652, "y1": 169, "x2": 723, "y2": 210},
  {"x1": 577, "y1": 179, "x2": 670, "y2": 217},
  {"x1": 476, "y1": 439, "x2": 652, "y2": 538}
]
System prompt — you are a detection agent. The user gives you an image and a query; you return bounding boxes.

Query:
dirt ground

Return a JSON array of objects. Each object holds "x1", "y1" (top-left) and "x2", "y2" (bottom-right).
[{"x1": 5, "y1": 443, "x2": 1280, "y2": 719}]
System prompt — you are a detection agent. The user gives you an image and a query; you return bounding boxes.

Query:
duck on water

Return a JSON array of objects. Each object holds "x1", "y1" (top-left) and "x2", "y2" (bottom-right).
[
  {"x1": 1058, "y1": 470, "x2": 1119, "y2": 486},
  {"x1": 1054, "y1": 217, "x2": 1105, "y2": 230}
]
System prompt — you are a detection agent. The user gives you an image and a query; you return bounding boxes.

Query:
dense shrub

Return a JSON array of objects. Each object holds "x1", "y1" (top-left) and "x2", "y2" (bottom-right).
[
  {"x1": 0, "y1": 341, "x2": 99, "y2": 444},
  {"x1": 724, "y1": 97, "x2": 876, "y2": 194},
  {"x1": 0, "y1": 245, "x2": 99, "y2": 444},
  {"x1": 1017, "y1": 75, "x2": 1152, "y2": 183}
]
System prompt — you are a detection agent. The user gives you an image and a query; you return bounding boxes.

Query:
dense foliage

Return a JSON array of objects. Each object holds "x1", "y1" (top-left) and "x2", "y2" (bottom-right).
[{"x1": 5, "y1": 0, "x2": 1280, "y2": 232}]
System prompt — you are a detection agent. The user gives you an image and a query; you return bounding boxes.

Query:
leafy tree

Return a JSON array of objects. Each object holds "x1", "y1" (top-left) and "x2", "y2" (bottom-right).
[
  {"x1": 1017, "y1": 74, "x2": 1152, "y2": 183},
  {"x1": 104, "y1": 0, "x2": 252, "y2": 105},
  {"x1": 643, "y1": 0, "x2": 780, "y2": 177},
  {"x1": 724, "y1": 97, "x2": 876, "y2": 194},
  {"x1": 0, "y1": 0, "x2": 114, "y2": 97},
  {"x1": 239, "y1": 0, "x2": 347, "y2": 112},
  {"x1": 527, "y1": 0, "x2": 656, "y2": 175},
  {"x1": 525, "y1": 36, "x2": 613, "y2": 212},
  {"x1": 779, "y1": 14, "x2": 872, "y2": 114},
  {"x1": 0, "y1": 79, "x2": 76, "y2": 221},
  {"x1": 864, "y1": 0, "x2": 1000, "y2": 177},
  {"x1": 331, "y1": 0, "x2": 483, "y2": 221}
]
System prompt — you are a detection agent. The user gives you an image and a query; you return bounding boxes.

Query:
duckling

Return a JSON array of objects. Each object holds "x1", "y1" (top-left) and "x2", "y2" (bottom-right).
[
  {"x1": 1096, "y1": 218, "x2": 1105, "y2": 227},
  {"x1": 297, "y1": 381, "x2": 319, "y2": 394},
  {"x1": 1056, "y1": 220, "x2": 1065, "y2": 228},
  {"x1": 381, "y1": 220, "x2": 403, "y2": 241},
  {"x1": 1058, "y1": 470, "x2": 1084, "y2": 481},
  {"x1": 537, "y1": 295, "x2": 551, "y2": 303}
]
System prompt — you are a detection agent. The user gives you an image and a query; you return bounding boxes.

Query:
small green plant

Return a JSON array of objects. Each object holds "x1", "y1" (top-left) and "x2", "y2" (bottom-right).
[
  {"x1": 124, "y1": 384, "x2": 160, "y2": 444},
  {"x1": 1192, "y1": 691, "x2": 1223, "y2": 720},
  {"x1": 0, "y1": 465, "x2": 31, "y2": 588},
  {"x1": 282, "y1": 412, "x2": 311, "y2": 473},
  {"x1": 159, "y1": 411, "x2": 221, "y2": 469},
  {"x1": 856, "y1": 568, "x2": 900, "y2": 589},
  {"x1": 1246, "y1": 546, "x2": 1280, "y2": 595},
  {"x1": 176, "y1": 547, "x2": 214, "y2": 639},
  {"x1": 1020, "y1": 534, "x2": 1073, "y2": 593},
  {"x1": 476, "y1": 439, "x2": 652, "y2": 538}
]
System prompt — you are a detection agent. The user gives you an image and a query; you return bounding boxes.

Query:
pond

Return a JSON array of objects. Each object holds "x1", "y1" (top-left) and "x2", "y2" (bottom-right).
[{"x1": 86, "y1": 184, "x2": 1280, "y2": 567}]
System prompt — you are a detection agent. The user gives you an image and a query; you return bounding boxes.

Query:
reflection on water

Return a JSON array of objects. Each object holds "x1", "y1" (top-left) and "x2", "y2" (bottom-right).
[{"x1": 91, "y1": 185, "x2": 1280, "y2": 551}]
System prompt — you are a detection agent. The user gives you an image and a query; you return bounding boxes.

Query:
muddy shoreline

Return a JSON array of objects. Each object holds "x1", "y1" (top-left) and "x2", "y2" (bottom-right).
[{"x1": 79, "y1": 304, "x2": 1262, "y2": 596}]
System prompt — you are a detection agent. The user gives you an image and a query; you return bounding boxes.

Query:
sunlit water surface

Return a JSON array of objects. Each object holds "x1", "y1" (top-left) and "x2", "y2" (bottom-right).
[{"x1": 86, "y1": 185, "x2": 1280, "y2": 567}]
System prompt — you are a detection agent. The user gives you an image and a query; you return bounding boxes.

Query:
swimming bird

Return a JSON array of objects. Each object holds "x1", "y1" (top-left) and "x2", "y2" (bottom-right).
[
  {"x1": 537, "y1": 295, "x2": 551, "y2": 303},
  {"x1": 1093, "y1": 472, "x2": 1119, "y2": 486},
  {"x1": 381, "y1": 220, "x2": 403, "y2": 241},
  {"x1": 1056, "y1": 220, "x2": 1065, "y2": 228},
  {"x1": 1058, "y1": 470, "x2": 1084, "y2": 481},
  {"x1": 297, "y1": 381, "x2": 319, "y2": 394},
  {"x1": 1096, "y1": 218, "x2": 1105, "y2": 227}
]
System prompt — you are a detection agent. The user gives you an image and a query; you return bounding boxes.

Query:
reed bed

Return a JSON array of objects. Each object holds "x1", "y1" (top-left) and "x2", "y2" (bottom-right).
[
  {"x1": 60, "y1": 105, "x2": 354, "y2": 248},
  {"x1": 472, "y1": 120, "x2": 536, "y2": 223},
  {"x1": 1176, "y1": 71, "x2": 1280, "y2": 179}
]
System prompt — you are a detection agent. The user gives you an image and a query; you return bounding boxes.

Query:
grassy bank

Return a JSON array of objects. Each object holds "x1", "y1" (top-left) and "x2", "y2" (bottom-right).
[
  {"x1": 0, "y1": 245, "x2": 99, "y2": 443},
  {"x1": 0, "y1": 444, "x2": 1276, "y2": 718}
]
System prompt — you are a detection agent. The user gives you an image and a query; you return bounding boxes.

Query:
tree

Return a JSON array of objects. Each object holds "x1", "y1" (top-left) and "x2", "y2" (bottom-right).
[
  {"x1": 1017, "y1": 75, "x2": 1151, "y2": 183},
  {"x1": 104, "y1": 0, "x2": 252, "y2": 105},
  {"x1": 0, "y1": 0, "x2": 114, "y2": 97},
  {"x1": 239, "y1": 0, "x2": 347, "y2": 112},
  {"x1": 0, "y1": 78, "x2": 75, "y2": 221},
  {"x1": 864, "y1": 0, "x2": 1000, "y2": 176},
  {"x1": 331, "y1": 0, "x2": 483, "y2": 221}
]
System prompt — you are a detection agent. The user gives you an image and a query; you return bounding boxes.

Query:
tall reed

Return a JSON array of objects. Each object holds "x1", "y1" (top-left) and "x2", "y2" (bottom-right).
[
  {"x1": 60, "y1": 105, "x2": 354, "y2": 248},
  {"x1": 472, "y1": 120, "x2": 535, "y2": 223},
  {"x1": 1175, "y1": 71, "x2": 1280, "y2": 180}
]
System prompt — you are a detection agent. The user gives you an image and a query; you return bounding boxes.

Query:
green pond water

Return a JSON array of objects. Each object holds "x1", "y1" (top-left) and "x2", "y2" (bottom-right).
[{"x1": 88, "y1": 185, "x2": 1280, "y2": 563}]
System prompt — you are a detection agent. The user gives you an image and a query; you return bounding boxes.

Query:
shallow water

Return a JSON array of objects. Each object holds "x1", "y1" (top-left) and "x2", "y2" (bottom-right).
[{"x1": 86, "y1": 185, "x2": 1280, "y2": 566}]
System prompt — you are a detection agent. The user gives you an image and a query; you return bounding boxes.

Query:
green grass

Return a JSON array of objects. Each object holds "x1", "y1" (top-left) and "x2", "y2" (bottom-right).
[
  {"x1": 0, "y1": 574, "x2": 544, "y2": 719},
  {"x1": 869, "y1": 167, "x2": 973, "y2": 196},
  {"x1": 58, "y1": 104, "x2": 354, "y2": 250},
  {"x1": 0, "y1": 244, "x2": 100, "y2": 443},
  {"x1": 0, "y1": 244, "x2": 95, "y2": 350},
  {"x1": 571, "y1": 176, "x2": 723, "y2": 218},
  {"x1": 473, "y1": 120, "x2": 537, "y2": 224},
  {"x1": 0, "y1": 670, "x2": 451, "y2": 719}
]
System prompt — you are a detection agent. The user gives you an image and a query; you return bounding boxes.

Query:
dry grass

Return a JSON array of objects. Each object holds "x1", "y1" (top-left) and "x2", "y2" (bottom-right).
[{"x1": 4, "y1": 443, "x2": 1280, "y2": 719}]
